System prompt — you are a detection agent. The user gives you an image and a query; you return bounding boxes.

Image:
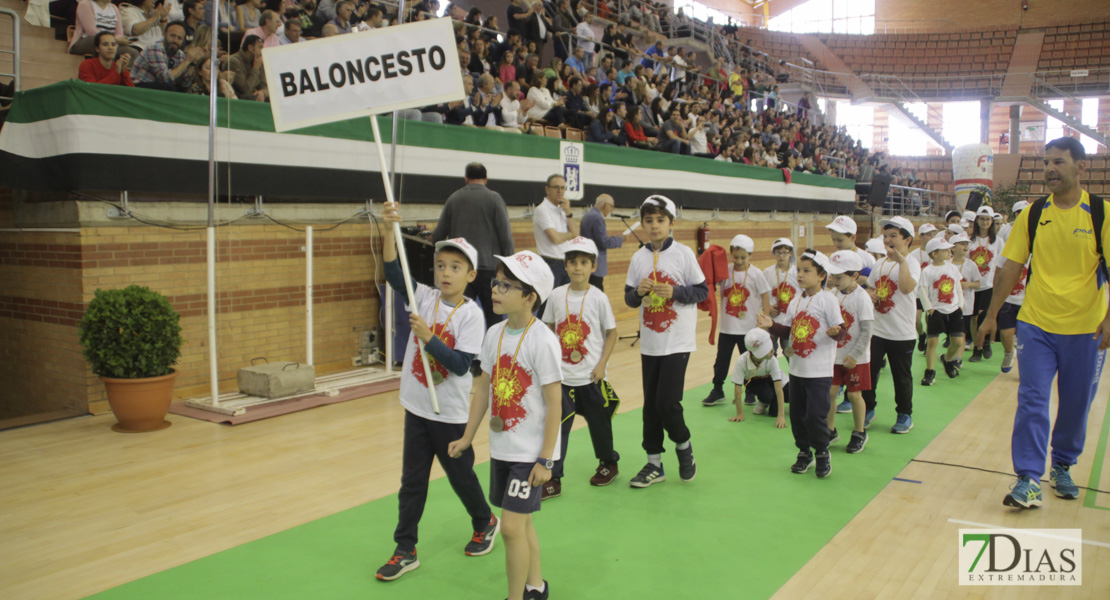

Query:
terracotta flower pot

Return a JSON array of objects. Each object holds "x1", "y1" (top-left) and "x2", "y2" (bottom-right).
[{"x1": 99, "y1": 371, "x2": 177, "y2": 433}]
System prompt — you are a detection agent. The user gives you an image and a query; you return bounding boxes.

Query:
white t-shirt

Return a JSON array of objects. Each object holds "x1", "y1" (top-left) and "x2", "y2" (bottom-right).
[
  {"x1": 999, "y1": 223, "x2": 1012, "y2": 242},
  {"x1": 867, "y1": 257, "x2": 921, "y2": 341},
  {"x1": 731, "y1": 352, "x2": 788, "y2": 387},
  {"x1": 785, "y1": 290, "x2": 844, "y2": 378},
  {"x1": 953, "y1": 257, "x2": 981, "y2": 315},
  {"x1": 532, "y1": 198, "x2": 570, "y2": 259},
  {"x1": 855, "y1": 247, "x2": 877, "y2": 272},
  {"x1": 541, "y1": 285, "x2": 617, "y2": 387},
  {"x1": 398, "y1": 284, "x2": 485, "y2": 424},
  {"x1": 479, "y1": 319, "x2": 564, "y2": 463},
  {"x1": 907, "y1": 247, "x2": 932, "y2": 272},
  {"x1": 719, "y1": 265, "x2": 770, "y2": 335},
  {"x1": 834, "y1": 285, "x2": 874, "y2": 364},
  {"x1": 995, "y1": 255, "x2": 1030, "y2": 306},
  {"x1": 919, "y1": 263, "x2": 964, "y2": 315},
  {"x1": 968, "y1": 236, "x2": 1006, "y2": 289},
  {"x1": 763, "y1": 264, "x2": 800, "y2": 328},
  {"x1": 625, "y1": 239, "x2": 706, "y2": 356}
]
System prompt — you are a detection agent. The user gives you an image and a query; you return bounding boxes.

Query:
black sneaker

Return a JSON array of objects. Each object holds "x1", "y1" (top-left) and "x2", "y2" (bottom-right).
[
  {"x1": 943, "y1": 336, "x2": 950, "y2": 348},
  {"x1": 917, "y1": 333, "x2": 927, "y2": 352},
  {"x1": 828, "y1": 428, "x2": 840, "y2": 444},
  {"x1": 376, "y1": 548, "x2": 420, "y2": 581},
  {"x1": 701, "y1": 388, "x2": 726, "y2": 406},
  {"x1": 815, "y1": 452, "x2": 832, "y2": 478},
  {"x1": 983, "y1": 342, "x2": 993, "y2": 359},
  {"x1": 790, "y1": 451, "x2": 814, "y2": 474},
  {"x1": 524, "y1": 580, "x2": 550, "y2": 600},
  {"x1": 969, "y1": 348, "x2": 983, "y2": 363},
  {"x1": 921, "y1": 369, "x2": 936, "y2": 386},
  {"x1": 940, "y1": 355, "x2": 959, "y2": 379},
  {"x1": 846, "y1": 431, "x2": 868, "y2": 454},
  {"x1": 629, "y1": 462, "x2": 665, "y2": 488},
  {"x1": 676, "y1": 443, "x2": 697, "y2": 481},
  {"x1": 464, "y1": 515, "x2": 500, "y2": 556}
]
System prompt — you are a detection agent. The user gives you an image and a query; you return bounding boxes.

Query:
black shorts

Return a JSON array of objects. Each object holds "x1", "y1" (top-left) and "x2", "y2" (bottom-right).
[
  {"x1": 927, "y1": 308, "x2": 965, "y2": 337},
  {"x1": 489, "y1": 459, "x2": 541, "y2": 514},
  {"x1": 916, "y1": 298, "x2": 923, "y2": 311},
  {"x1": 998, "y1": 302, "x2": 1021, "y2": 330}
]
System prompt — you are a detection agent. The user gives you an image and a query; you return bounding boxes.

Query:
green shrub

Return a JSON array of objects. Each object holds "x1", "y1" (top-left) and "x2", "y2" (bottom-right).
[{"x1": 79, "y1": 285, "x2": 183, "y2": 378}]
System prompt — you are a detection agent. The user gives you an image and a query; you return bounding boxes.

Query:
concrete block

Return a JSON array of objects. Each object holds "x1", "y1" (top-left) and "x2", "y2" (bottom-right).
[{"x1": 237, "y1": 362, "x2": 316, "y2": 398}]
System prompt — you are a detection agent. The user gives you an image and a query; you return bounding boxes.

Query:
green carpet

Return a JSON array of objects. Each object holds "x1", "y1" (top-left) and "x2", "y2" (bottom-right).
[{"x1": 86, "y1": 356, "x2": 999, "y2": 600}]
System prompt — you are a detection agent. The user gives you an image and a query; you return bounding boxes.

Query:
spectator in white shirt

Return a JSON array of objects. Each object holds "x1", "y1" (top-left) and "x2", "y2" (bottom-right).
[
  {"x1": 498, "y1": 80, "x2": 529, "y2": 133},
  {"x1": 279, "y1": 19, "x2": 303, "y2": 44},
  {"x1": 575, "y1": 12, "x2": 596, "y2": 67},
  {"x1": 121, "y1": 0, "x2": 169, "y2": 52}
]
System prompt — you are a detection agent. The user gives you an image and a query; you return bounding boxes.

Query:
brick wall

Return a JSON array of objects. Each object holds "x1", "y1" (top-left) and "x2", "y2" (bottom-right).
[{"x1": 876, "y1": 0, "x2": 1109, "y2": 31}]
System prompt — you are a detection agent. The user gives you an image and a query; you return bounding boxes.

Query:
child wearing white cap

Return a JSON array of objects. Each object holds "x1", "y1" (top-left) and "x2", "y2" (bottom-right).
[
  {"x1": 825, "y1": 215, "x2": 877, "y2": 281},
  {"x1": 968, "y1": 205, "x2": 1005, "y2": 362},
  {"x1": 908, "y1": 222, "x2": 938, "y2": 354},
  {"x1": 865, "y1": 216, "x2": 921, "y2": 434},
  {"x1": 726, "y1": 328, "x2": 789, "y2": 426},
  {"x1": 541, "y1": 237, "x2": 621, "y2": 493},
  {"x1": 949, "y1": 233, "x2": 982, "y2": 359},
  {"x1": 623, "y1": 195, "x2": 708, "y2": 487},
  {"x1": 757, "y1": 250, "x2": 846, "y2": 478},
  {"x1": 990, "y1": 253, "x2": 1030, "y2": 374},
  {"x1": 998, "y1": 201, "x2": 1029, "y2": 242},
  {"x1": 864, "y1": 238, "x2": 887, "y2": 262},
  {"x1": 826, "y1": 250, "x2": 874, "y2": 454},
  {"x1": 918, "y1": 237, "x2": 966, "y2": 385},
  {"x1": 702, "y1": 233, "x2": 772, "y2": 408},
  {"x1": 377, "y1": 203, "x2": 497, "y2": 582},
  {"x1": 764, "y1": 237, "x2": 799, "y2": 353},
  {"x1": 448, "y1": 250, "x2": 563, "y2": 600}
]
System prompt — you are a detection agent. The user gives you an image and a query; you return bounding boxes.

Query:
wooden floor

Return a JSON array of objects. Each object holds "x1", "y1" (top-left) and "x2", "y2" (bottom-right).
[{"x1": 1, "y1": 314, "x2": 1108, "y2": 600}]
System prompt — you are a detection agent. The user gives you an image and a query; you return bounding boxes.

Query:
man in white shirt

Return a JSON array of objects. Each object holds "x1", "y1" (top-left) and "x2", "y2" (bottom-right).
[
  {"x1": 532, "y1": 174, "x2": 580, "y2": 291},
  {"x1": 575, "y1": 12, "x2": 596, "y2": 68},
  {"x1": 498, "y1": 81, "x2": 529, "y2": 132},
  {"x1": 279, "y1": 19, "x2": 303, "y2": 44}
]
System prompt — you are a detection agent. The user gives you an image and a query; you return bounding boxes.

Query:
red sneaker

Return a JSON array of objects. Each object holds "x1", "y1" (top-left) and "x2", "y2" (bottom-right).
[
  {"x1": 541, "y1": 478, "x2": 561, "y2": 500},
  {"x1": 589, "y1": 462, "x2": 619, "y2": 486}
]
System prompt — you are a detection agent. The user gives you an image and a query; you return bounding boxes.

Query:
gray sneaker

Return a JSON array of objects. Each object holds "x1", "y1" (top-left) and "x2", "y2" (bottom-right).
[
  {"x1": 1050, "y1": 463, "x2": 1080, "y2": 499},
  {"x1": 1001, "y1": 352, "x2": 1016, "y2": 374}
]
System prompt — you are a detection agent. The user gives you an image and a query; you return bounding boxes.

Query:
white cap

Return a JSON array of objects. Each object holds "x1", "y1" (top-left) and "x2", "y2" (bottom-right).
[
  {"x1": 950, "y1": 233, "x2": 970, "y2": 244},
  {"x1": 825, "y1": 215, "x2": 857, "y2": 235},
  {"x1": 641, "y1": 194, "x2": 676, "y2": 219},
  {"x1": 802, "y1": 249, "x2": 841, "y2": 274},
  {"x1": 494, "y1": 251, "x2": 555, "y2": 303},
  {"x1": 960, "y1": 218, "x2": 972, "y2": 229},
  {"x1": 976, "y1": 205, "x2": 995, "y2": 218},
  {"x1": 563, "y1": 236, "x2": 599, "y2": 257},
  {"x1": 963, "y1": 210, "x2": 976, "y2": 221},
  {"x1": 865, "y1": 237, "x2": 887, "y2": 255},
  {"x1": 744, "y1": 328, "x2": 774, "y2": 359},
  {"x1": 1012, "y1": 200, "x2": 1030, "y2": 213},
  {"x1": 879, "y1": 216, "x2": 915, "y2": 238},
  {"x1": 926, "y1": 237, "x2": 954, "y2": 254},
  {"x1": 918, "y1": 223, "x2": 938, "y2": 236},
  {"x1": 435, "y1": 237, "x2": 479, "y2": 270},
  {"x1": 993, "y1": 213, "x2": 1003, "y2": 221},
  {"x1": 829, "y1": 249, "x2": 863, "y2": 273},
  {"x1": 946, "y1": 223, "x2": 964, "y2": 236},
  {"x1": 771, "y1": 237, "x2": 794, "y2": 251},
  {"x1": 729, "y1": 234, "x2": 755, "y2": 253}
]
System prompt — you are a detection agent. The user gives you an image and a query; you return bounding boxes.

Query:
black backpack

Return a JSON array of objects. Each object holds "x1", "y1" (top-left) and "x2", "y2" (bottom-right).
[{"x1": 1025, "y1": 193, "x2": 1109, "y2": 287}]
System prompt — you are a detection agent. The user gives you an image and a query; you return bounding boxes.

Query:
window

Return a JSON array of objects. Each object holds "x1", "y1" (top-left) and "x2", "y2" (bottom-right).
[
  {"x1": 888, "y1": 102, "x2": 930, "y2": 156},
  {"x1": 1045, "y1": 99, "x2": 1065, "y2": 144},
  {"x1": 768, "y1": 0, "x2": 874, "y2": 34},
  {"x1": 1081, "y1": 98, "x2": 1101, "y2": 155},
  {"x1": 943, "y1": 101, "x2": 982, "y2": 149},
  {"x1": 837, "y1": 100, "x2": 874, "y2": 150},
  {"x1": 673, "y1": 0, "x2": 729, "y2": 26}
]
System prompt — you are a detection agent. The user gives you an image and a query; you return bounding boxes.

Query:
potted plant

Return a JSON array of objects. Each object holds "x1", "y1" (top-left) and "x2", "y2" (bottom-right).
[{"x1": 79, "y1": 285, "x2": 184, "y2": 432}]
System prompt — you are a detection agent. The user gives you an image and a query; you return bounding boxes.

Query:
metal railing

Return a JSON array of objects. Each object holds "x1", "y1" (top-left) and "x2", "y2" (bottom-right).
[
  {"x1": 859, "y1": 73, "x2": 1006, "y2": 100},
  {"x1": 1029, "y1": 67, "x2": 1110, "y2": 97},
  {"x1": 0, "y1": 7, "x2": 19, "y2": 103},
  {"x1": 878, "y1": 184, "x2": 956, "y2": 217}
]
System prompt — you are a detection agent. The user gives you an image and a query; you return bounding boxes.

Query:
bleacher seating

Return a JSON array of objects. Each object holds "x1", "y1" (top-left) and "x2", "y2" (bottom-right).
[
  {"x1": 1017, "y1": 154, "x2": 1110, "y2": 196},
  {"x1": 731, "y1": 26, "x2": 820, "y2": 68},
  {"x1": 1035, "y1": 21, "x2": 1110, "y2": 92}
]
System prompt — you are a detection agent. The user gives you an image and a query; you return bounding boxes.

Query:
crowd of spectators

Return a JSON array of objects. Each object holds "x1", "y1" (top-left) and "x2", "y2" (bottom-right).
[{"x1": 57, "y1": 0, "x2": 876, "y2": 181}]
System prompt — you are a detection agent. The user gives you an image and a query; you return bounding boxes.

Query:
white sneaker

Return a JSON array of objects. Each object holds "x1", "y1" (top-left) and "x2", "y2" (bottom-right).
[
  {"x1": 752, "y1": 402, "x2": 768, "y2": 415},
  {"x1": 1001, "y1": 351, "x2": 1016, "y2": 374}
]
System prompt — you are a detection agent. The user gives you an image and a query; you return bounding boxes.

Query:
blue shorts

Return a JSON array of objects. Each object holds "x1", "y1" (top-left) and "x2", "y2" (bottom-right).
[
  {"x1": 489, "y1": 459, "x2": 541, "y2": 514},
  {"x1": 999, "y1": 302, "x2": 1021, "y2": 330}
]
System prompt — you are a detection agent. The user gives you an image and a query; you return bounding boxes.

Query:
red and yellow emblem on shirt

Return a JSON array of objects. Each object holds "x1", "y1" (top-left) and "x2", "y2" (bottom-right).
[
  {"x1": 837, "y1": 308, "x2": 855, "y2": 349},
  {"x1": 557, "y1": 315, "x2": 591, "y2": 364},
  {"x1": 934, "y1": 274, "x2": 957, "y2": 305},
  {"x1": 412, "y1": 330, "x2": 455, "y2": 388},
  {"x1": 773, "y1": 282, "x2": 796, "y2": 313},
  {"x1": 725, "y1": 283, "x2": 751, "y2": 318},
  {"x1": 1011, "y1": 265, "x2": 1029, "y2": 297},
  {"x1": 873, "y1": 275, "x2": 898, "y2": 314},
  {"x1": 643, "y1": 271, "x2": 679, "y2": 333},
  {"x1": 490, "y1": 354, "x2": 533, "y2": 432},
  {"x1": 970, "y1": 246, "x2": 993, "y2": 276},
  {"x1": 791, "y1": 311, "x2": 820, "y2": 357}
]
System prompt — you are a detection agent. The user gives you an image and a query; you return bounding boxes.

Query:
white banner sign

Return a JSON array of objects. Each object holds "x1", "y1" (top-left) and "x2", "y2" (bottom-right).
[
  {"x1": 560, "y1": 141, "x2": 583, "y2": 200},
  {"x1": 263, "y1": 19, "x2": 465, "y2": 132}
]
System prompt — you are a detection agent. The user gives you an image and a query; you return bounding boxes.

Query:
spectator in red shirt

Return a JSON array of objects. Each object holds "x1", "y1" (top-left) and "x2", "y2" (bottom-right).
[{"x1": 78, "y1": 31, "x2": 136, "y2": 87}]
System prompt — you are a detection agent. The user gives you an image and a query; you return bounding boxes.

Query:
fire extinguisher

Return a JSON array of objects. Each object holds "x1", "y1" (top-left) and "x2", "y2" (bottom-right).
[{"x1": 696, "y1": 222, "x2": 710, "y2": 255}]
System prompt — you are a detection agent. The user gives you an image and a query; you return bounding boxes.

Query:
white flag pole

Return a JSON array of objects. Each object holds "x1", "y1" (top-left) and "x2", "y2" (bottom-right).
[{"x1": 370, "y1": 115, "x2": 440, "y2": 414}]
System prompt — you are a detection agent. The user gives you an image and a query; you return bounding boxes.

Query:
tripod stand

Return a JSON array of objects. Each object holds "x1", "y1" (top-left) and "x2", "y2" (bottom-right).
[{"x1": 617, "y1": 214, "x2": 647, "y2": 347}]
